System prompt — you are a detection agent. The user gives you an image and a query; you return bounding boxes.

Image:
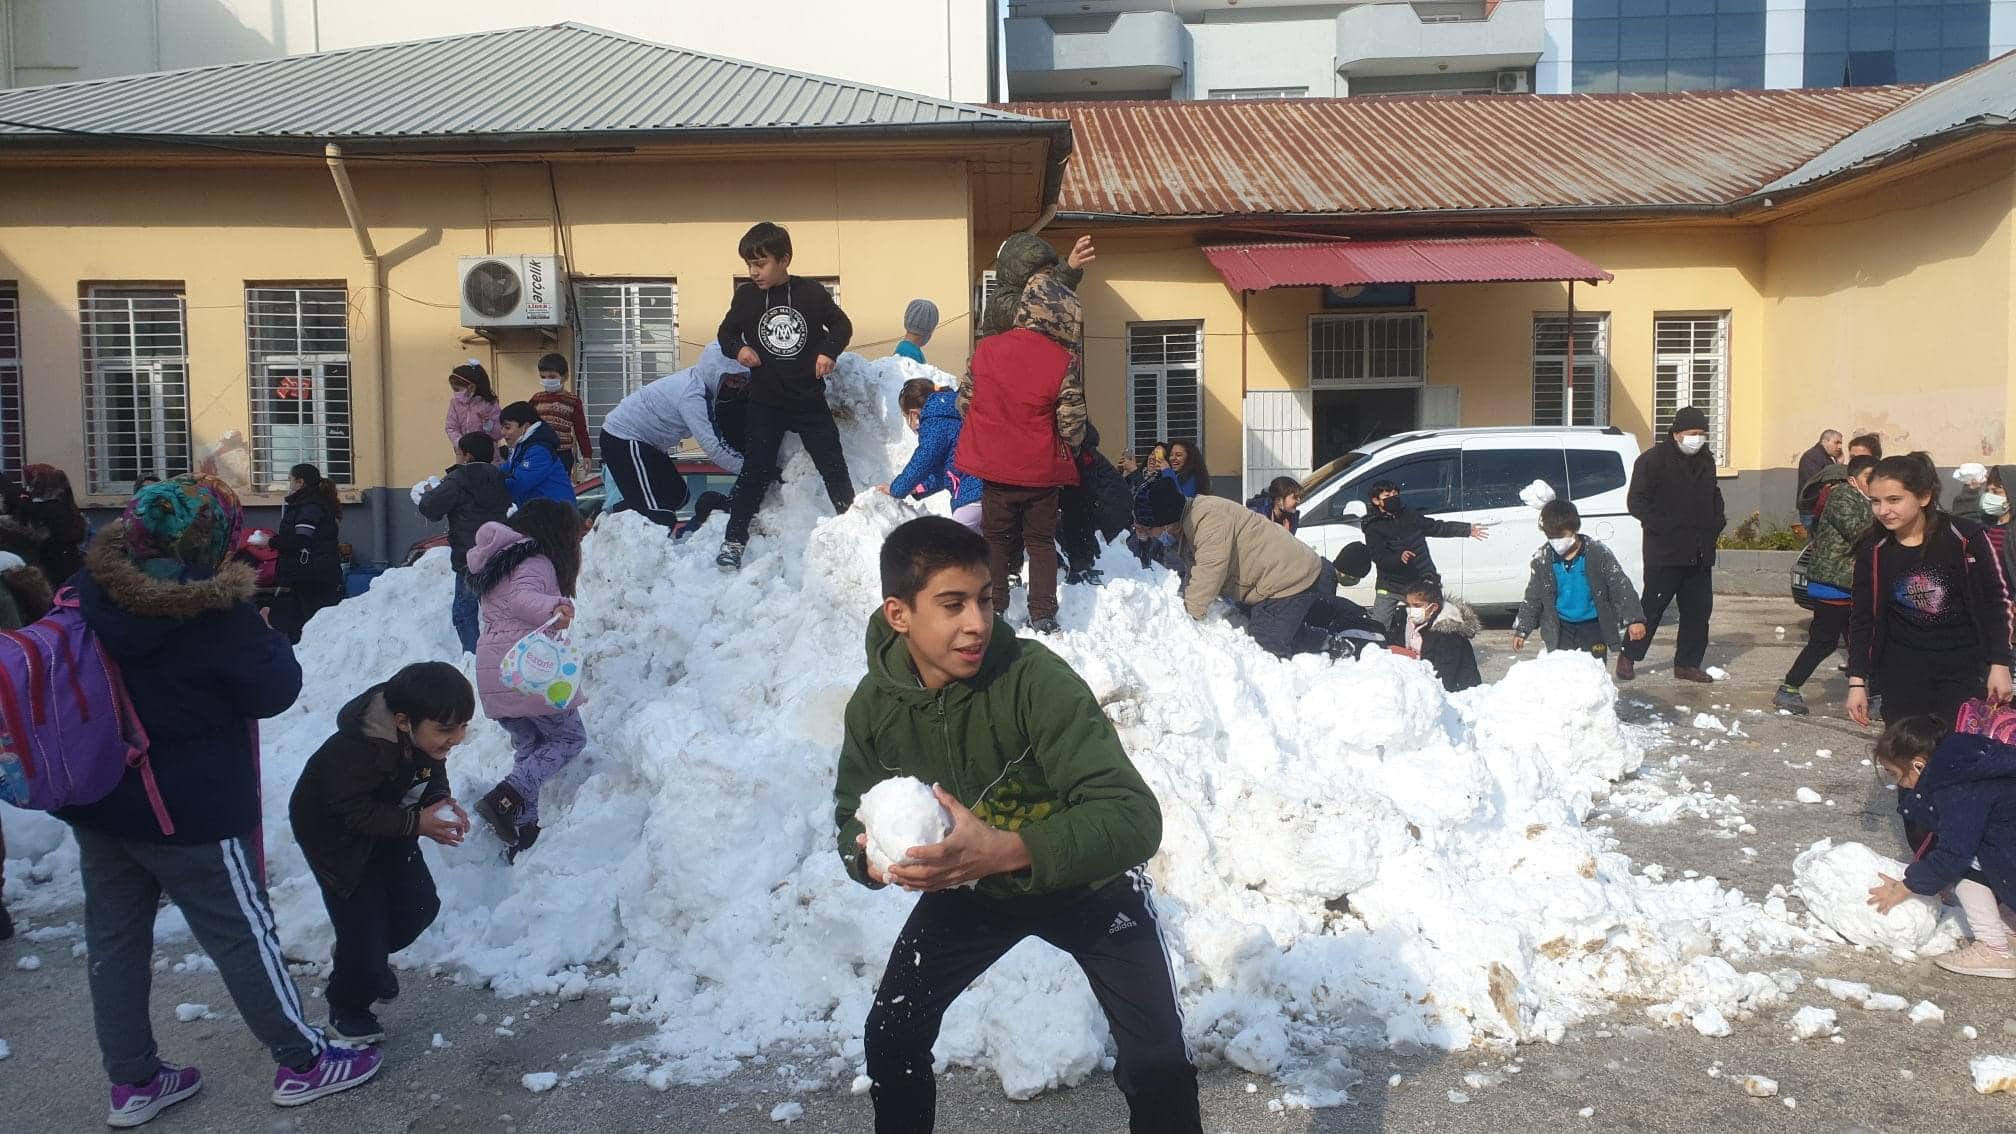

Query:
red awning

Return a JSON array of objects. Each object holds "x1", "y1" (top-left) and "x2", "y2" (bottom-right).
[{"x1": 1202, "y1": 236, "x2": 1613, "y2": 291}]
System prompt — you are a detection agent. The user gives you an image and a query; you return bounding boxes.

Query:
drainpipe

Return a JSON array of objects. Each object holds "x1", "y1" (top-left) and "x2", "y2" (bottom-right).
[{"x1": 324, "y1": 143, "x2": 393, "y2": 565}]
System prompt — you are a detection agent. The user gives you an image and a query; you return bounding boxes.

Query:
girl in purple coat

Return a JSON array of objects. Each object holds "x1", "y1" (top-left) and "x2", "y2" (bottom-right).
[
  {"x1": 466, "y1": 499, "x2": 586, "y2": 861},
  {"x1": 444, "y1": 360, "x2": 503, "y2": 458}
]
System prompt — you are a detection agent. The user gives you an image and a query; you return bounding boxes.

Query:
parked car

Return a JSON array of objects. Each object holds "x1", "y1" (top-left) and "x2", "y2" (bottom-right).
[
  {"x1": 1293, "y1": 426, "x2": 1646, "y2": 610},
  {"x1": 404, "y1": 459, "x2": 735, "y2": 566}
]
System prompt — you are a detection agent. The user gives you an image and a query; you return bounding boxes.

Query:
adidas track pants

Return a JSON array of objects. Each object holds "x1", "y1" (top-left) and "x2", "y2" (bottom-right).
[{"x1": 863, "y1": 868, "x2": 1200, "y2": 1133}]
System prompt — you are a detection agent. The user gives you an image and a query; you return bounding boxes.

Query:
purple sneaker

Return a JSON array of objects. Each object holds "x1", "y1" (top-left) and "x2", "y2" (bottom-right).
[
  {"x1": 106, "y1": 1063, "x2": 203, "y2": 1127},
  {"x1": 270, "y1": 1044, "x2": 382, "y2": 1107}
]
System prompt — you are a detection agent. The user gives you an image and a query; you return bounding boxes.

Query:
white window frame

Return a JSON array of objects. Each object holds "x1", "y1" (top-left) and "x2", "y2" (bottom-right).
[
  {"x1": 247, "y1": 284, "x2": 351, "y2": 491},
  {"x1": 573, "y1": 279, "x2": 681, "y2": 440},
  {"x1": 1531, "y1": 312, "x2": 1611, "y2": 427},
  {"x1": 1653, "y1": 312, "x2": 1731, "y2": 463},
  {"x1": 80, "y1": 286, "x2": 191, "y2": 495},
  {"x1": 1127, "y1": 320, "x2": 1204, "y2": 454},
  {"x1": 0, "y1": 285, "x2": 21, "y2": 475},
  {"x1": 1308, "y1": 312, "x2": 1427, "y2": 389}
]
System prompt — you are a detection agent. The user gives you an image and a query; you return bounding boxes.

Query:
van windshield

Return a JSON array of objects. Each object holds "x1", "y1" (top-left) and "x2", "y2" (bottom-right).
[{"x1": 1302, "y1": 452, "x2": 1368, "y2": 494}]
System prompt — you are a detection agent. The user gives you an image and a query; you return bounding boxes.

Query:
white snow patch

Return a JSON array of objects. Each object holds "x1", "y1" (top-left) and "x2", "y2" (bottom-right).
[
  {"x1": 14, "y1": 954, "x2": 38, "y2": 971},
  {"x1": 521, "y1": 1072, "x2": 559, "y2": 1093},
  {"x1": 1973, "y1": 1056, "x2": 2016, "y2": 1094},
  {"x1": 1792, "y1": 839, "x2": 1958, "y2": 955},
  {"x1": 0, "y1": 1039, "x2": 9, "y2": 1060},
  {"x1": 1789, "y1": 1006, "x2": 1837, "y2": 1039},
  {"x1": 1793, "y1": 787, "x2": 1823, "y2": 804},
  {"x1": 88, "y1": 352, "x2": 1811, "y2": 1104},
  {"x1": 1692, "y1": 713, "x2": 1727, "y2": 733},
  {"x1": 770, "y1": 1101, "x2": 805, "y2": 1123},
  {"x1": 1910, "y1": 1001, "x2": 1945, "y2": 1025},
  {"x1": 1705, "y1": 667, "x2": 1730, "y2": 681},
  {"x1": 174, "y1": 1003, "x2": 212, "y2": 1022},
  {"x1": 850, "y1": 1074, "x2": 873, "y2": 1095},
  {"x1": 1741, "y1": 1075, "x2": 1777, "y2": 1097}
]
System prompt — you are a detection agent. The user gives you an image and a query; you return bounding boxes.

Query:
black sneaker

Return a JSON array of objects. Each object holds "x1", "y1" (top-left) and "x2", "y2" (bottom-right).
[
  {"x1": 329, "y1": 1009, "x2": 384, "y2": 1046},
  {"x1": 1029, "y1": 617, "x2": 1061, "y2": 635},
  {"x1": 715, "y1": 541, "x2": 745, "y2": 572},
  {"x1": 1774, "y1": 686, "x2": 1811, "y2": 715}
]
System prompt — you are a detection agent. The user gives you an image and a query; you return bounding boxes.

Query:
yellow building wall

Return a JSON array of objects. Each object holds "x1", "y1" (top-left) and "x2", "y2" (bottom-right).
[
  {"x1": 1, "y1": 156, "x2": 975, "y2": 505},
  {"x1": 1759, "y1": 149, "x2": 2016, "y2": 466}
]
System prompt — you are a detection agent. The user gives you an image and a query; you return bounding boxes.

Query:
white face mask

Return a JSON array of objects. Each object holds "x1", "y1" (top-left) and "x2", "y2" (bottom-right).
[
  {"x1": 1986, "y1": 493, "x2": 2010, "y2": 517},
  {"x1": 539, "y1": 377, "x2": 563, "y2": 393},
  {"x1": 1405, "y1": 606, "x2": 1431, "y2": 626},
  {"x1": 1549, "y1": 535, "x2": 1578, "y2": 556},
  {"x1": 1678, "y1": 434, "x2": 1708, "y2": 455}
]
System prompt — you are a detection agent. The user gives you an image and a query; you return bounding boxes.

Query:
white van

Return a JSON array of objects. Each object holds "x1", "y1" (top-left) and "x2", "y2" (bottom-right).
[{"x1": 1293, "y1": 427, "x2": 1645, "y2": 609}]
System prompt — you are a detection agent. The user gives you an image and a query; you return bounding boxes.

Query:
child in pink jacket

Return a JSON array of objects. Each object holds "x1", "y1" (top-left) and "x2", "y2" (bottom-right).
[
  {"x1": 466, "y1": 499, "x2": 586, "y2": 861},
  {"x1": 445, "y1": 360, "x2": 503, "y2": 458}
]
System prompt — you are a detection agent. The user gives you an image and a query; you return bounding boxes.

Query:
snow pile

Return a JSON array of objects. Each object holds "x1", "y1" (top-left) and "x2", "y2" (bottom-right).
[
  {"x1": 5, "y1": 353, "x2": 1816, "y2": 1104},
  {"x1": 856, "y1": 777, "x2": 952, "y2": 874},
  {"x1": 1644, "y1": 957, "x2": 1795, "y2": 1037},
  {"x1": 1792, "y1": 839, "x2": 1957, "y2": 955}
]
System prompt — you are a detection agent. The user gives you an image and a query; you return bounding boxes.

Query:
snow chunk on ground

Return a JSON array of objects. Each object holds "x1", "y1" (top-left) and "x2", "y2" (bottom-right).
[
  {"x1": 174, "y1": 1003, "x2": 212, "y2": 1022},
  {"x1": 1794, "y1": 787, "x2": 1822, "y2": 804},
  {"x1": 1741, "y1": 1075, "x2": 1777, "y2": 1097},
  {"x1": 1793, "y1": 839, "x2": 1954, "y2": 954},
  {"x1": 770, "y1": 1101, "x2": 805, "y2": 1123},
  {"x1": 1911, "y1": 1000, "x2": 1945, "y2": 1025},
  {"x1": 1789, "y1": 1007, "x2": 1838, "y2": 1039},
  {"x1": 1973, "y1": 1056, "x2": 2016, "y2": 1094},
  {"x1": 856, "y1": 777, "x2": 951, "y2": 874},
  {"x1": 1814, "y1": 978, "x2": 1906, "y2": 1011},
  {"x1": 1692, "y1": 713, "x2": 1726, "y2": 732},
  {"x1": 521, "y1": 1072, "x2": 558, "y2": 1093},
  {"x1": 0, "y1": 1038, "x2": 10, "y2": 1060}
]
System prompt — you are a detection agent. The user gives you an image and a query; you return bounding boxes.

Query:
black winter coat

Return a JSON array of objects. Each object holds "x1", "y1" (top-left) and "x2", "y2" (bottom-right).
[
  {"x1": 1628, "y1": 440, "x2": 1726, "y2": 569},
  {"x1": 416, "y1": 461, "x2": 513, "y2": 573},
  {"x1": 275, "y1": 490, "x2": 343, "y2": 591},
  {"x1": 57, "y1": 532, "x2": 302, "y2": 844},
  {"x1": 17, "y1": 497, "x2": 86, "y2": 589},
  {"x1": 1362, "y1": 504, "x2": 1469, "y2": 591},
  {"x1": 1385, "y1": 600, "x2": 1484, "y2": 693},
  {"x1": 1898, "y1": 732, "x2": 2016, "y2": 908},
  {"x1": 289, "y1": 684, "x2": 451, "y2": 897}
]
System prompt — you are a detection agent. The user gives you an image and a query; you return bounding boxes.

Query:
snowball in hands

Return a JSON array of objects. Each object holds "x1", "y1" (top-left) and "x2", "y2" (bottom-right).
[{"x1": 859, "y1": 777, "x2": 953, "y2": 874}]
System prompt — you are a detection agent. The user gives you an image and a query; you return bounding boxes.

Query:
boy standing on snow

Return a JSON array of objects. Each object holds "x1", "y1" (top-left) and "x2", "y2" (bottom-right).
[
  {"x1": 715, "y1": 222, "x2": 855, "y2": 571},
  {"x1": 289, "y1": 662, "x2": 474, "y2": 1045},
  {"x1": 1511, "y1": 499, "x2": 1646, "y2": 660},
  {"x1": 530, "y1": 353, "x2": 592, "y2": 474},
  {"x1": 835, "y1": 517, "x2": 1201, "y2": 1134}
]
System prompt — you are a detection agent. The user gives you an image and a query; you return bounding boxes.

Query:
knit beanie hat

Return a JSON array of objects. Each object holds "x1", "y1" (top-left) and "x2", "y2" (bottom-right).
[
  {"x1": 903, "y1": 299, "x2": 940, "y2": 343},
  {"x1": 1669, "y1": 406, "x2": 1710, "y2": 436},
  {"x1": 121, "y1": 475, "x2": 243, "y2": 573},
  {"x1": 1135, "y1": 476, "x2": 1186, "y2": 528}
]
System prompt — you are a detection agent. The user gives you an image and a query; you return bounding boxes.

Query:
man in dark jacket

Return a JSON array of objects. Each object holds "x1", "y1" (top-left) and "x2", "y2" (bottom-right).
[
  {"x1": 1622, "y1": 406, "x2": 1727, "y2": 683},
  {"x1": 417, "y1": 433, "x2": 513, "y2": 654},
  {"x1": 1359, "y1": 480, "x2": 1487, "y2": 627},
  {"x1": 835, "y1": 517, "x2": 1199, "y2": 1133},
  {"x1": 1795, "y1": 430, "x2": 1843, "y2": 531},
  {"x1": 60, "y1": 476, "x2": 382, "y2": 1118},
  {"x1": 290, "y1": 663, "x2": 473, "y2": 1044}
]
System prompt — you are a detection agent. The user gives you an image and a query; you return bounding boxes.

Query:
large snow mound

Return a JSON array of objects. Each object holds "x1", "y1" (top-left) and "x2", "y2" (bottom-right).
[{"x1": 7, "y1": 354, "x2": 1812, "y2": 1104}]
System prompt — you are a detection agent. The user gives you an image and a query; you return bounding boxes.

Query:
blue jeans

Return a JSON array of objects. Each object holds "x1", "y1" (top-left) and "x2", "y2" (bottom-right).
[{"x1": 451, "y1": 570, "x2": 480, "y2": 655}]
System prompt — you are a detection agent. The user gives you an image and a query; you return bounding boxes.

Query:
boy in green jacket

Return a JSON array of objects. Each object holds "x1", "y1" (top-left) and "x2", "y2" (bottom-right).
[{"x1": 834, "y1": 516, "x2": 1200, "y2": 1134}]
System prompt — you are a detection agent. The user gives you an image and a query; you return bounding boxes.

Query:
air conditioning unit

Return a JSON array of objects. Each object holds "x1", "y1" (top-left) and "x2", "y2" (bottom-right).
[
  {"x1": 458, "y1": 255, "x2": 566, "y2": 328},
  {"x1": 1495, "y1": 70, "x2": 1531, "y2": 94}
]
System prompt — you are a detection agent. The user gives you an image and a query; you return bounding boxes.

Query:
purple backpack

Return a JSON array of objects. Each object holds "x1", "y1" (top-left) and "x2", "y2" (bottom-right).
[{"x1": 0, "y1": 587, "x2": 169, "y2": 833}]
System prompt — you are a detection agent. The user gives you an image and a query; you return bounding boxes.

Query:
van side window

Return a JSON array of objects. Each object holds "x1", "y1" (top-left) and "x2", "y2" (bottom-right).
[
  {"x1": 1567, "y1": 449, "x2": 1629, "y2": 501},
  {"x1": 1462, "y1": 449, "x2": 1567, "y2": 511},
  {"x1": 1377, "y1": 451, "x2": 1461, "y2": 515}
]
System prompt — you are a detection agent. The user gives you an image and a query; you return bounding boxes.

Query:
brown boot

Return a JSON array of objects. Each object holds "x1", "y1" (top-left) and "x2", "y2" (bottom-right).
[
  {"x1": 1615, "y1": 655, "x2": 1635, "y2": 682},
  {"x1": 1674, "y1": 666, "x2": 1714, "y2": 684},
  {"x1": 474, "y1": 782, "x2": 529, "y2": 848}
]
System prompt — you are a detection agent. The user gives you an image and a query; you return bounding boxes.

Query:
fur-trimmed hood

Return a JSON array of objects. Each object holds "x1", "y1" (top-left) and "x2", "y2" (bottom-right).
[
  {"x1": 0, "y1": 513, "x2": 47, "y2": 560},
  {"x1": 84, "y1": 525, "x2": 256, "y2": 622},
  {"x1": 0, "y1": 551, "x2": 53, "y2": 624},
  {"x1": 1430, "y1": 598, "x2": 1482, "y2": 639}
]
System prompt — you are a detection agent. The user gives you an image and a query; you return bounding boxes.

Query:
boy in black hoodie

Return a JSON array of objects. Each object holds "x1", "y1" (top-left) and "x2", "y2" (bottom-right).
[
  {"x1": 715, "y1": 222, "x2": 855, "y2": 571},
  {"x1": 1360, "y1": 479, "x2": 1488, "y2": 627},
  {"x1": 416, "y1": 433, "x2": 513, "y2": 655},
  {"x1": 289, "y1": 662, "x2": 474, "y2": 1045}
]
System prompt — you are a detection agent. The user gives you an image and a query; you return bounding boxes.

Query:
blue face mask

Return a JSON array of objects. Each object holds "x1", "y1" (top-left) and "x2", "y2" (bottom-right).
[{"x1": 1157, "y1": 531, "x2": 1179, "y2": 549}]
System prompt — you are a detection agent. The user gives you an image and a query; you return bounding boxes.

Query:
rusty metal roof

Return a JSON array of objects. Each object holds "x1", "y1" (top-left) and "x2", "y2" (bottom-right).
[
  {"x1": 1204, "y1": 237, "x2": 1613, "y2": 291},
  {"x1": 1006, "y1": 88, "x2": 1918, "y2": 218}
]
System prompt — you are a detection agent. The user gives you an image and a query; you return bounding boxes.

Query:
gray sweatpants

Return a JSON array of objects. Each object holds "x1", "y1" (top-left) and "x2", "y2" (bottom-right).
[{"x1": 76, "y1": 827, "x2": 325, "y2": 1084}]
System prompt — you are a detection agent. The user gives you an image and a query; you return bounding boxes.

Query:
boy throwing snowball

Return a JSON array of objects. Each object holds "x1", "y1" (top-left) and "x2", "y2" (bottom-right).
[
  {"x1": 290, "y1": 662, "x2": 475, "y2": 1045},
  {"x1": 833, "y1": 517, "x2": 1201, "y2": 1134}
]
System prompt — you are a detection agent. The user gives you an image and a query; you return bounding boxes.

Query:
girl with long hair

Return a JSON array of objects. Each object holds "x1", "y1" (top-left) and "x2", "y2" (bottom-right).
[
  {"x1": 270, "y1": 463, "x2": 345, "y2": 644},
  {"x1": 1847, "y1": 452, "x2": 2013, "y2": 729},
  {"x1": 444, "y1": 359, "x2": 503, "y2": 456},
  {"x1": 1166, "y1": 439, "x2": 1209, "y2": 498},
  {"x1": 466, "y1": 498, "x2": 587, "y2": 861}
]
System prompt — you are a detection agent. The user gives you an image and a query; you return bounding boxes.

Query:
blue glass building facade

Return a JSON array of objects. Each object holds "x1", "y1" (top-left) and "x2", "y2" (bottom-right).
[
  {"x1": 1572, "y1": 0, "x2": 1767, "y2": 93},
  {"x1": 1803, "y1": 0, "x2": 1992, "y2": 87}
]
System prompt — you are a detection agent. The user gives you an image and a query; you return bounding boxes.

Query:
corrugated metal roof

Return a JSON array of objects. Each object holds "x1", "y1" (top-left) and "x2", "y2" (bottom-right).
[
  {"x1": 0, "y1": 22, "x2": 1046, "y2": 142},
  {"x1": 1006, "y1": 88, "x2": 1918, "y2": 217},
  {"x1": 1758, "y1": 51, "x2": 2016, "y2": 196},
  {"x1": 1204, "y1": 237, "x2": 1613, "y2": 290}
]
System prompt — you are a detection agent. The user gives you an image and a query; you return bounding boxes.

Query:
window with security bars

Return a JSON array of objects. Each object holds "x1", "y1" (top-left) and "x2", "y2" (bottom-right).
[
  {"x1": 1309, "y1": 313, "x2": 1426, "y2": 387},
  {"x1": 1653, "y1": 313, "x2": 1730, "y2": 461},
  {"x1": 1127, "y1": 321, "x2": 1203, "y2": 452},
  {"x1": 0, "y1": 285, "x2": 21, "y2": 476},
  {"x1": 81, "y1": 287, "x2": 191, "y2": 495},
  {"x1": 247, "y1": 285, "x2": 351, "y2": 491},
  {"x1": 1531, "y1": 313, "x2": 1611, "y2": 427},
  {"x1": 574, "y1": 280, "x2": 680, "y2": 439},
  {"x1": 731, "y1": 276, "x2": 840, "y2": 304}
]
